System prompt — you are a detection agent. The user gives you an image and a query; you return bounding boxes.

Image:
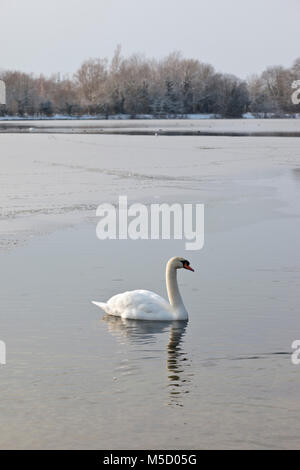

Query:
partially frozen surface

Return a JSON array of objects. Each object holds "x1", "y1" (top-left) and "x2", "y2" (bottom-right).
[
  {"x1": 1, "y1": 130, "x2": 300, "y2": 449},
  {"x1": 1, "y1": 132, "x2": 300, "y2": 250}
]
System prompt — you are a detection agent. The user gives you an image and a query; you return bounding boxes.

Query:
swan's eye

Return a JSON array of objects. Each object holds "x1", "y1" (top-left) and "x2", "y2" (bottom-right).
[
  {"x1": 182, "y1": 259, "x2": 194, "y2": 272},
  {"x1": 181, "y1": 259, "x2": 190, "y2": 268}
]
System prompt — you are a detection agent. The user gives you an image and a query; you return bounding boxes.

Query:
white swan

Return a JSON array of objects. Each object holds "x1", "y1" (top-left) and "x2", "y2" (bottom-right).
[{"x1": 92, "y1": 256, "x2": 194, "y2": 321}]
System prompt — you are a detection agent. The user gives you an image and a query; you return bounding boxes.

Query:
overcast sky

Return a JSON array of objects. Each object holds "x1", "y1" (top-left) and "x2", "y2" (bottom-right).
[{"x1": 1, "y1": 0, "x2": 299, "y2": 79}]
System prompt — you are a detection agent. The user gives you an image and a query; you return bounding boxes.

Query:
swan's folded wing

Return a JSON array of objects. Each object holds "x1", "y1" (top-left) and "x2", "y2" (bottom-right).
[{"x1": 106, "y1": 289, "x2": 173, "y2": 320}]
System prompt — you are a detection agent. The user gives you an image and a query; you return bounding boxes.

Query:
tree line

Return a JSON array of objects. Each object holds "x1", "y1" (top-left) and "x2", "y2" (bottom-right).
[{"x1": 1, "y1": 47, "x2": 299, "y2": 118}]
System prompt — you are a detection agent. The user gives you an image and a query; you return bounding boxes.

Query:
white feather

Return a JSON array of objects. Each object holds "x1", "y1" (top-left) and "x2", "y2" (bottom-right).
[{"x1": 92, "y1": 256, "x2": 193, "y2": 321}]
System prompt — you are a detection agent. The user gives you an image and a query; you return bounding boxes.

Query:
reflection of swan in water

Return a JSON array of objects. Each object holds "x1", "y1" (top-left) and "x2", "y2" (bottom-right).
[
  {"x1": 102, "y1": 314, "x2": 173, "y2": 344},
  {"x1": 166, "y1": 321, "x2": 190, "y2": 406},
  {"x1": 102, "y1": 315, "x2": 191, "y2": 406}
]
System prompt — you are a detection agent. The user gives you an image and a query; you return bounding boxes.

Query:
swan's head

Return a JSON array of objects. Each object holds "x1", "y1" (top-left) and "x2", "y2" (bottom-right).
[{"x1": 169, "y1": 256, "x2": 194, "y2": 272}]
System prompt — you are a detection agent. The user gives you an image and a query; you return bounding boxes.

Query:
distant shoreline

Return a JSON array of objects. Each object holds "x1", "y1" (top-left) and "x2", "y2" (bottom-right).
[
  {"x1": 0, "y1": 118, "x2": 299, "y2": 136},
  {"x1": 0, "y1": 113, "x2": 300, "y2": 122}
]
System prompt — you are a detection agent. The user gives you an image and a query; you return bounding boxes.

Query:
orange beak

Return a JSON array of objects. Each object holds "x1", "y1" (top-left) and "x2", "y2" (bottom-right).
[{"x1": 184, "y1": 264, "x2": 194, "y2": 272}]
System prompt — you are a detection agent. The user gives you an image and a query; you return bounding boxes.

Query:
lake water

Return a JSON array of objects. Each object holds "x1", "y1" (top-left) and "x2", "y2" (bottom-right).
[{"x1": 1, "y1": 126, "x2": 300, "y2": 449}]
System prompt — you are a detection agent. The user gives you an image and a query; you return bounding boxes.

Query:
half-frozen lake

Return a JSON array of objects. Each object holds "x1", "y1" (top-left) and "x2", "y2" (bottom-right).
[{"x1": 1, "y1": 127, "x2": 300, "y2": 449}]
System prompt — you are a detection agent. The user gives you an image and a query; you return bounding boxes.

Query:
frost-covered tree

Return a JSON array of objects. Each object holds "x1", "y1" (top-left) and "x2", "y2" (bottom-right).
[{"x1": 0, "y1": 51, "x2": 299, "y2": 117}]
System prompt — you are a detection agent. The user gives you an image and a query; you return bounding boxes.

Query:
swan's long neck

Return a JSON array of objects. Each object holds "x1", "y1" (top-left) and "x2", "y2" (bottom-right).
[{"x1": 166, "y1": 262, "x2": 188, "y2": 320}]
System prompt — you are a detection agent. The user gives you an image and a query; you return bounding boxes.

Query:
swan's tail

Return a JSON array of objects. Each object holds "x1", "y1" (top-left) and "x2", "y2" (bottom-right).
[{"x1": 91, "y1": 301, "x2": 109, "y2": 313}]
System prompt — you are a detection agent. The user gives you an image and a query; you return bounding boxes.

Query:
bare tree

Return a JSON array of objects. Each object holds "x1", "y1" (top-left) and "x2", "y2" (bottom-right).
[{"x1": 0, "y1": 51, "x2": 299, "y2": 118}]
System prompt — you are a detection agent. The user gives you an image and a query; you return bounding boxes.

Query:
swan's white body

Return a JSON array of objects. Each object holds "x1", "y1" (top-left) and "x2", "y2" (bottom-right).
[{"x1": 92, "y1": 257, "x2": 194, "y2": 321}]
